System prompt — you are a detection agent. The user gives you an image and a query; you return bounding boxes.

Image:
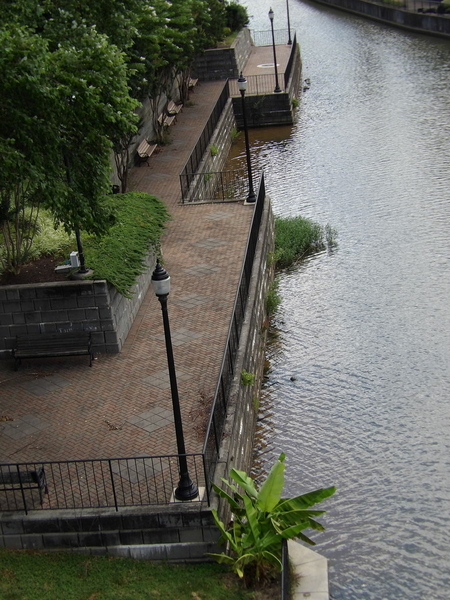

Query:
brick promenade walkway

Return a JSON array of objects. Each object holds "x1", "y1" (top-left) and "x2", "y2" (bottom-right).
[{"x1": 0, "y1": 80, "x2": 254, "y2": 465}]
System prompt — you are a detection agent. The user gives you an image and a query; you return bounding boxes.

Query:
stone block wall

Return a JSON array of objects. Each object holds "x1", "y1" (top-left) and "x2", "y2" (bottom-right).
[
  {"x1": 213, "y1": 194, "x2": 275, "y2": 526},
  {"x1": 182, "y1": 99, "x2": 236, "y2": 203},
  {"x1": 192, "y1": 28, "x2": 253, "y2": 81},
  {"x1": 0, "y1": 251, "x2": 156, "y2": 359}
]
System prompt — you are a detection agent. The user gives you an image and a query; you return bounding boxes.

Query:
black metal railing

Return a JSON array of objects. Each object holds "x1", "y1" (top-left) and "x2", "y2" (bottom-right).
[
  {"x1": 203, "y1": 174, "x2": 265, "y2": 483},
  {"x1": 228, "y1": 73, "x2": 286, "y2": 97},
  {"x1": 180, "y1": 81, "x2": 230, "y2": 200},
  {"x1": 284, "y1": 33, "x2": 297, "y2": 89},
  {"x1": 0, "y1": 454, "x2": 207, "y2": 514},
  {"x1": 251, "y1": 29, "x2": 294, "y2": 46},
  {"x1": 180, "y1": 169, "x2": 261, "y2": 203}
]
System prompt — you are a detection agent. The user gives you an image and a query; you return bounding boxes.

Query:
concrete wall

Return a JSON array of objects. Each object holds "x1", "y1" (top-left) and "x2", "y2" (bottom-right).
[
  {"x1": 182, "y1": 99, "x2": 237, "y2": 203},
  {"x1": 0, "y1": 251, "x2": 156, "y2": 358},
  {"x1": 311, "y1": 0, "x2": 450, "y2": 37},
  {"x1": 232, "y1": 43, "x2": 301, "y2": 128},
  {"x1": 212, "y1": 195, "x2": 275, "y2": 525},
  {"x1": 192, "y1": 28, "x2": 253, "y2": 81}
]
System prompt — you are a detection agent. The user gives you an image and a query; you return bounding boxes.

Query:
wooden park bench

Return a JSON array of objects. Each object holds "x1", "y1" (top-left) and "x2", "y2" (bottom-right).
[
  {"x1": 13, "y1": 331, "x2": 94, "y2": 370},
  {"x1": 136, "y1": 139, "x2": 158, "y2": 166},
  {"x1": 167, "y1": 100, "x2": 183, "y2": 116},
  {"x1": 157, "y1": 112, "x2": 176, "y2": 129},
  {"x1": 188, "y1": 77, "x2": 199, "y2": 91},
  {"x1": 0, "y1": 466, "x2": 48, "y2": 507}
]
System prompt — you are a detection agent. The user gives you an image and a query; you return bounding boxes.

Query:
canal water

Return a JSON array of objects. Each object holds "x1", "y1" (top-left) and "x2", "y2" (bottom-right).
[{"x1": 233, "y1": 1, "x2": 450, "y2": 598}]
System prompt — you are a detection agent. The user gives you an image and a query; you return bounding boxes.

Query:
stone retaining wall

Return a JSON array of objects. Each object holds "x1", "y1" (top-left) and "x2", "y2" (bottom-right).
[
  {"x1": 192, "y1": 28, "x2": 253, "y2": 81},
  {"x1": 311, "y1": 0, "x2": 450, "y2": 37},
  {"x1": 0, "y1": 252, "x2": 156, "y2": 359}
]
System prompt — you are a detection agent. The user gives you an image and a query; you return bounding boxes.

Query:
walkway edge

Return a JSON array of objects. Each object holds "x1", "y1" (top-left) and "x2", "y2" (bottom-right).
[{"x1": 289, "y1": 539, "x2": 329, "y2": 600}]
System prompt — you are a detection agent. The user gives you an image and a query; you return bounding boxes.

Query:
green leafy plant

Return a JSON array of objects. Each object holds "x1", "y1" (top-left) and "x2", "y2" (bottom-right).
[
  {"x1": 225, "y1": 2, "x2": 249, "y2": 31},
  {"x1": 266, "y1": 279, "x2": 281, "y2": 316},
  {"x1": 210, "y1": 454, "x2": 335, "y2": 584},
  {"x1": 230, "y1": 127, "x2": 241, "y2": 144},
  {"x1": 291, "y1": 97, "x2": 299, "y2": 109},
  {"x1": 240, "y1": 369, "x2": 255, "y2": 386},
  {"x1": 210, "y1": 144, "x2": 219, "y2": 157}
]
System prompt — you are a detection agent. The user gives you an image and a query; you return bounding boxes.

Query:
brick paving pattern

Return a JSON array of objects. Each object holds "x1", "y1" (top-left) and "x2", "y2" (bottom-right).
[{"x1": 0, "y1": 80, "x2": 253, "y2": 465}]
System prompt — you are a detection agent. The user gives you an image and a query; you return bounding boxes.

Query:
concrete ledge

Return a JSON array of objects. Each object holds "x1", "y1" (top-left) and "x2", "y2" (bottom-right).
[{"x1": 289, "y1": 540, "x2": 329, "y2": 600}]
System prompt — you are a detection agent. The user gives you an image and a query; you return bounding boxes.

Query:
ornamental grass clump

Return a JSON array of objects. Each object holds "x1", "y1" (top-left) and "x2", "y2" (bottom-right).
[
  {"x1": 274, "y1": 215, "x2": 337, "y2": 270},
  {"x1": 84, "y1": 192, "x2": 170, "y2": 297}
]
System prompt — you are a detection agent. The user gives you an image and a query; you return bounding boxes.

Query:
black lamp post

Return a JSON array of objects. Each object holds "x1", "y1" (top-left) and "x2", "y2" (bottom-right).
[
  {"x1": 237, "y1": 73, "x2": 256, "y2": 204},
  {"x1": 151, "y1": 261, "x2": 199, "y2": 501},
  {"x1": 269, "y1": 8, "x2": 282, "y2": 93},
  {"x1": 286, "y1": 0, "x2": 292, "y2": 45}
]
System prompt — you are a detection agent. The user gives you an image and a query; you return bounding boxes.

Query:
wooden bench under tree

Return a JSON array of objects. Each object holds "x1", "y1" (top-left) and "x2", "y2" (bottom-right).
[
  {"x1": 136, "y1": 139, "x2": 158, "y2": 166},
  {"x1": 0, "y1": 466, "x2": 48, "y2": 507},
  {"x1": 13, "y1": 331, "x2": 94, "y2": 370},
  {"x1": 188, "y1": 78, "x2": 198, "y2": 91},
  {"x1": 157, "y1": 112, "x2": 176, "y2": 129},
  {"x1": 167, "y1": 100, "x2": 183, "y2": 117}
]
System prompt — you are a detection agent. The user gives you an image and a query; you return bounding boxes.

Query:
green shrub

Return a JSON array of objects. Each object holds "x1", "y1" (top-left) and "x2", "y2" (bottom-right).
[
  {"x1": 274, "y1": 215, "x2": 337, "y2": 270},
  {"x1": 291, "y1": 97, "x2": 299, "y2": 109},
  {"x1": 210, "y1": 144, "x2": 219, "y2": 157},
  {"x1": 84, "y1": 192, "x2": 170, "y2": 297},
  {"x1": 225, "y1": 2, "x2": 249, "y2": 31},
  {"x1": 240, "y1": 369, "x2": 255, "y2": 386},
  {"x1": 266, "y1": 278, "x2": 281, "y2": 315}
]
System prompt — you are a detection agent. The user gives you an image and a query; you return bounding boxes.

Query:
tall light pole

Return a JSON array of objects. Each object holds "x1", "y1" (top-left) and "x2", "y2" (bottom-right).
[
  {"x1": 286, "y1": 0, "x2": 292, "y2": 45},
  {"x1": 237, "y1": 73, "x2": 256, "y2": 204},
  {"x1": 151, "y1": 261, "x2": 199, "y2": 501},
  {"x1": 269, "y1": 8, "x2": 282, "y2": 93}
]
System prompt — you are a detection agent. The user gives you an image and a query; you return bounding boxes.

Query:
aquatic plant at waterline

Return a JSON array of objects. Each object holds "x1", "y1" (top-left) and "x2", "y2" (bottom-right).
[
  {"x1": 274, "y1": 215, "x2": 337, "y2": 270},
  {"x1": 209, "y1": 453, "x2": 335, "y2": 584}
]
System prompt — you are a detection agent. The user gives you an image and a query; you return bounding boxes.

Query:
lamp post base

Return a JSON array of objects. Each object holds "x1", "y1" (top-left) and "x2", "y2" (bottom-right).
[{"x1": 174, "y1": 473, "x2": 199, "y2": 501}]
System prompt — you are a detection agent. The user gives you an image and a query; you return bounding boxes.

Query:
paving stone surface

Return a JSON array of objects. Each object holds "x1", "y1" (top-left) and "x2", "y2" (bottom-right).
[{"x1": 0, "y1": 80, "x2": 254, "y2": 464}]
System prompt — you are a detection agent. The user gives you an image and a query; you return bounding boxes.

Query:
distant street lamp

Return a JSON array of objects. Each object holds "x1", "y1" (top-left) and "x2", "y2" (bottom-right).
[
  {"x1": 237, "y1": 73, "x2": 256, "y2": 204},
  {"x1": 269, "y1": 8, "x2": 282, "y2": 93},
  {"x1": 151, "y1": 261, "x2": 199, "y2": 501},
  {"x1": 286, "y1": 0, "x2": 292, "y2": 45}
]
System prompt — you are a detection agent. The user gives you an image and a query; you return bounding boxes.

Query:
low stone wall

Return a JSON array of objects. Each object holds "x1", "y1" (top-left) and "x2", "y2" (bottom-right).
[
  {"x1": 193, "y1": 28, "x2": 253, "y2": 81},
  {"x1": 213, "y1": 194, "x2": 275, "y2": 524},
  {"x1": 182, "y1": 99, "x2": 236, "y2": 203},
  {"x1": 0, "y1": 252, "x2": 156, "y2": 359},
  {"x1": 311, "y1": 0, "x2": 450, "y2": 38}
]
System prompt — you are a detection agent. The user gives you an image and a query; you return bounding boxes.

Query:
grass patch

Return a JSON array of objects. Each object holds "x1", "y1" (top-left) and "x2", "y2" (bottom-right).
[
  {"x1": 84, "y1": 191, "x2": 170, "y2": 297},
  {"x1": 274, "y1": 215, "x2": 337, "y2": 270},
  {"x1": 0, "y1": 549, "x2": 256, "y2": 600}
]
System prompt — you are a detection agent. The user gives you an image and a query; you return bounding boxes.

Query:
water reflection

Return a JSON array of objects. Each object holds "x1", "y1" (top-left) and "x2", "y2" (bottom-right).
[{"x1": 237, "y1": 1, "x2": 450, "y2": 598}]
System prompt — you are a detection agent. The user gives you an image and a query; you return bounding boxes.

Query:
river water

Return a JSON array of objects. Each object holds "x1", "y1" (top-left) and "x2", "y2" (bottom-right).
[{"x1": 232, "y1": 1, "x2": 450, "y2": 598}]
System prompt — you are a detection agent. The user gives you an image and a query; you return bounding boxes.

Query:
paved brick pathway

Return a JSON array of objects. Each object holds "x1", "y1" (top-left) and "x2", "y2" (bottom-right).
[
  {"x1": 0, "y1": 80, "x2": 253, "y2": 466},
  {"x1": 0, "y1": 44, "x2": 292, "y2": 473}
]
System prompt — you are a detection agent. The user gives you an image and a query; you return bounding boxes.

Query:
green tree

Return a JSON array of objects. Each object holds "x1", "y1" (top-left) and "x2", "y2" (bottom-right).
[{"x1": 0, "y1": 26, "x2": 61, "y2": 273}]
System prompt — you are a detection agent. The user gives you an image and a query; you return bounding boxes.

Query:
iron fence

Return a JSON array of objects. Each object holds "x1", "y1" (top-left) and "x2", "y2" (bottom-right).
[
  {"x1": 0, "y1": 454, "x2": 207, "y2": 514},
  {"x1": 180, "y1": 169, "x2": 261, "y2": 203},
  {"x1": 180, "y1": 81, "x2": 230, "y2": 200},
  {"x1": 228, "y1": 73, "x2": 286, "y2": 97},
  {"x1": 251, "y1": 29, "x2": 294, "y2": 46},
  {"x1": 203, "y1": 174, "x2": 265, "y2": 481},
  {"x1": 369, "y1": 0, "x2": 448, "y2": 13},
  {"x1": 284, "y1": 33, "x2": 297, "y2": 89}
]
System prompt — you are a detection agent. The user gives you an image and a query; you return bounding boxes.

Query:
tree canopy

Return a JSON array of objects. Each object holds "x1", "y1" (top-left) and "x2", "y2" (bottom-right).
[{"x1": 0, "y1": 0, "x2": 247, "y2": 274}]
